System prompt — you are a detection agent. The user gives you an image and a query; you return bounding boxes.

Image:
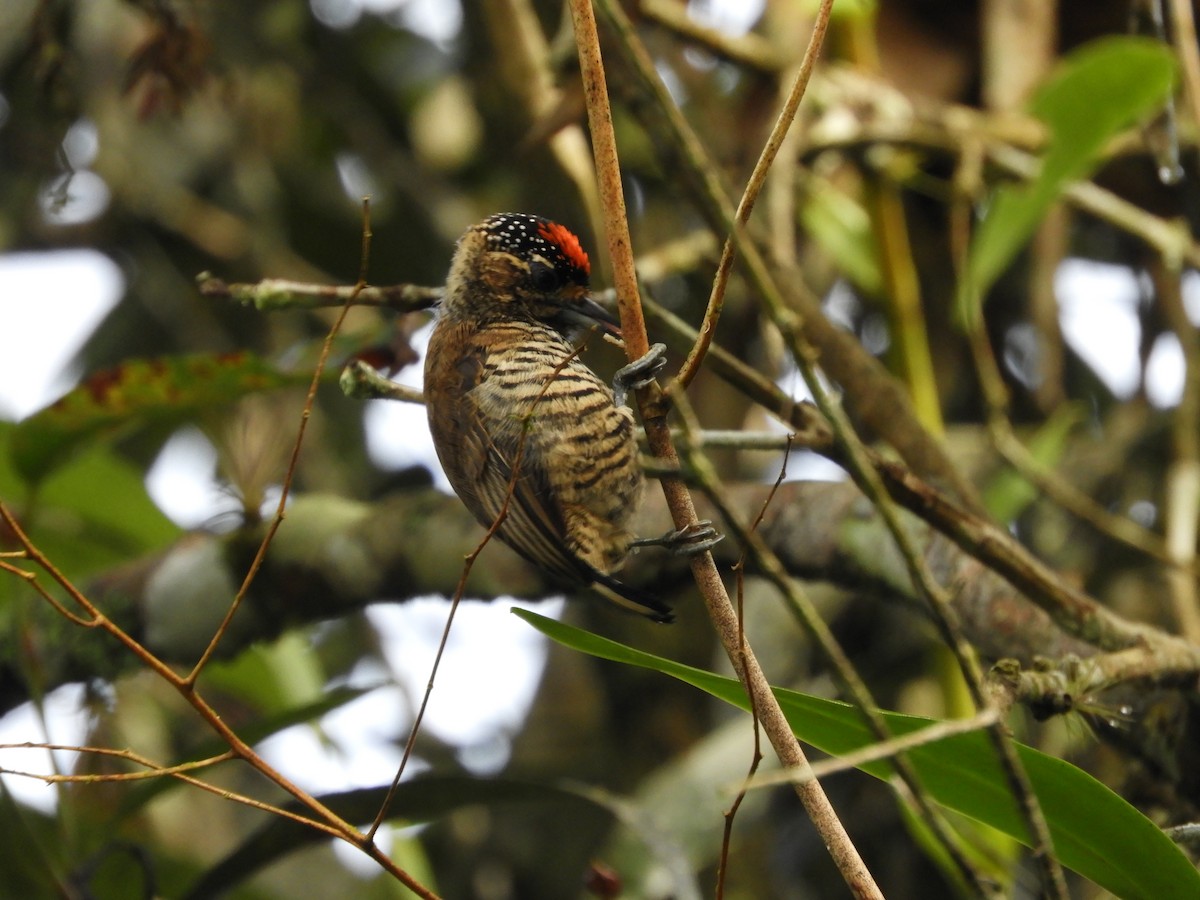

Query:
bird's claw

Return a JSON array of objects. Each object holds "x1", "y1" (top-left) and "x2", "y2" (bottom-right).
[
  {"x1": 613, "y1": 343, "x2": 668, "y2": 407},
  {"x1": 632, "y1": 520, "x2": 724, "y2": 556}
]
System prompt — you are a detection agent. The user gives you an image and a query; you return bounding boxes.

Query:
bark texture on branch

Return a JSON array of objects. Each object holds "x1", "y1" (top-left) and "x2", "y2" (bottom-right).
[{"x1": 3, "y1": 478, "x2": 1133, "y2": 714}]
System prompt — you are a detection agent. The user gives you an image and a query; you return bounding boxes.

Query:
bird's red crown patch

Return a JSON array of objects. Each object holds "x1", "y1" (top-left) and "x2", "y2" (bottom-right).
[{"x1": 538, "y1": 220, "x2": 590, "y2": 276}]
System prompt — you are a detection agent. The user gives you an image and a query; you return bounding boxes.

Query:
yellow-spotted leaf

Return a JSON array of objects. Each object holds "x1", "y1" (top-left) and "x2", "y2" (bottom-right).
[{"x1": 10, "y1": 352, "x2": 315, "y2": 483}]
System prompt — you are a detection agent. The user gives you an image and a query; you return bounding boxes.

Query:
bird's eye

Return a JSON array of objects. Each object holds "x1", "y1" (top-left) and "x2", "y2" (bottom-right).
[{"x1": 529, "y1": 262, "x2": 560, "y2": 292}]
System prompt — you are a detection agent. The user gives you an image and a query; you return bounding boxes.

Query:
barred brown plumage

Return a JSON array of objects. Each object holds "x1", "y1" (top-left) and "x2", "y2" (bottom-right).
[{"x1": 423, "y1": 213, "x2": 674, "y2": 623}]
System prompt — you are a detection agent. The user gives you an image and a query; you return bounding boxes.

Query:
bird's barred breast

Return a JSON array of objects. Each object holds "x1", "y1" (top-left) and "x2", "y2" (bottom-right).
[
  {"x1": 474, "y1": 324, "x2": 643, "y2": 559},
  {"x1": 422, "y1": 213, "x2": 676, "y2": 621}
]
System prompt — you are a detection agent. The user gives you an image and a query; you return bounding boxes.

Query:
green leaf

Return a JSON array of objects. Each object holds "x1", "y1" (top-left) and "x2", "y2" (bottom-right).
[
  {"x1": 515, "y1": 609, "x2": 1200, "y2": 900},
  {"x1": 0, "y1": 422, "x2": 180, "y2": 577},
  {"x1": 799, "y1": 180, "x2": 883, "y2": 297},
  {"x1": 966, "y1": 37, "x2": 1176, "y2": 305},
  {"x1": 10, "y1": 352, "x2": 318, "y2": 483},
  {"x1": 201, "y1": 631, "x2": 329, "y2": 714}
]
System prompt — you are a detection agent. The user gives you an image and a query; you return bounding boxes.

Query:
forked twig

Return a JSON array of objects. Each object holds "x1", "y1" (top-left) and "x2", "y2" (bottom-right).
[
  {"x1": 0, "y1": 744, "x2": 235, "y2": 784},
  {"x1": 0, "y1": 505, "x2": 439, "y2": 897}
]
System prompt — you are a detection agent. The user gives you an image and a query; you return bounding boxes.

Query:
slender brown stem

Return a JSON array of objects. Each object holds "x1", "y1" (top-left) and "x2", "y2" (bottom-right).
[
  {"x1": 676, "y1": 0, "x2": 833, "y2": 388},
  {"x1": 569, "y1": 2, "x2": 881, "y2": 895},
  {"x1": 670, "y1": 391, "x2": 998, "y2": 897},
  {"x1": 0, "y1": 202, "x2": 441, "y2": 898},
  {"x1": 196, "y1": 272, "x2": 440, "y2": 311},
  {"x1": 187, "y1": 199, "x2": 375, "y2": 684},
  {"x1": 715, "y1": 440, "x2": 786, "y2": 899},
  {"x1": 0, "y1": 505, "x2": 439, "y2": 897}
]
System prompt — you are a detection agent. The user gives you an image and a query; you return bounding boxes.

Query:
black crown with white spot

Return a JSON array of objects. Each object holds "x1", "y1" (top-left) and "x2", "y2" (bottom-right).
[{"x1": 482, "y1": 213, "x2": 591, "y2": 287}]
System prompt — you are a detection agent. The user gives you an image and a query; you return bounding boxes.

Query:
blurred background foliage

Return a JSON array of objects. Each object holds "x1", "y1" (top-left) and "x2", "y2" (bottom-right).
[{"x1": 2, "y1": 0, "x2": 1200, "y2": 897}]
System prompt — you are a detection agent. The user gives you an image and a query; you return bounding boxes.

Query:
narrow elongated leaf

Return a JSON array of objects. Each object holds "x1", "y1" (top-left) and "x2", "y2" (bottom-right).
[
  {"x1": 514, "y1": 609, "x2": 1200, "y2": 900},
  {"x1": 967, "y1": 38, "x2": 1176, "y2": 302}
]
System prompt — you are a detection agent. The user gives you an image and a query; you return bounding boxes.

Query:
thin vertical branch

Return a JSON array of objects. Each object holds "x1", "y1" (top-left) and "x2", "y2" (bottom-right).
[
  {"x1": 1150, "y1": 262, "x2": 1200, "y2": 642},
  {"x1": 675, "y1": 0, "x2": 833, "y2": 388},
  {"x1": 716, "y1": 440, "x2": 785, "y2": 900},
  {"x1": 598, "y1": 0, "x2": 981, "y2": 506},
  {"x1": 584, "y1": 2, "x2": 1065, "y2": 890},
  {"x1": 866, "y1": 178, "x2": 944, "y2": 432},
  {"x1": 186, "y1": 199, "x2": 375, "y2": 683},
  {"x1": 568, "y1": 2, "x2": 882, "y2": 895},
  {"x1": 668, "y1": 390, "x2": 999, "y2": 898},
  {"x1": 947, "y1": 151, "x2": 1071, "y2": 899},
  {"x1": 842, "y1": 9, "x2": 943, "y2": 432},
  {"x1": 795, "y1": 324, "x2": 1069, "y2": 900}
]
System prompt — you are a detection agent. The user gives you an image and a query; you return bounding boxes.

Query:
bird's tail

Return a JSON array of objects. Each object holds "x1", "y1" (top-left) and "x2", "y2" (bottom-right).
[{"x1": 588, "y1": 571, "x2": 674, "y2": 623}]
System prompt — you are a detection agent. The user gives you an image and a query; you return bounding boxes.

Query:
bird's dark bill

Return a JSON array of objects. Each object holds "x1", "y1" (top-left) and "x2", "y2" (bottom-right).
[{"x1": 554, "y1": 294, "x2": 623, "y2": 337}]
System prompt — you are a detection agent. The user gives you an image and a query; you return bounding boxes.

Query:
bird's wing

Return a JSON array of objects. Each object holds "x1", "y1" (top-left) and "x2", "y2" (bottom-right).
[
  {"x1": 479, "y1": 434, "x2": 590, "y2": 582},
  {"x1": 433, "y1": 333, "x2": 673, "y2": 622},
  {"x1": 446, "y1": 346, "x2": 593, "y2": 587},
  {"x1": 472, "y1": 423, "x2": 675, "y2": 621},
  {"x1": 473, "y1": 420, "x2": 598, "y2": 585}
]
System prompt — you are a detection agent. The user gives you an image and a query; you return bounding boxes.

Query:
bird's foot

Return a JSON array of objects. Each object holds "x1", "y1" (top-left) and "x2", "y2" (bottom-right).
[
  {"x1": 613, "y1": 343, "x2": 668, "y2": 407},
  {"x1": 631, "y1": 520, "x2": 723, "y2": 556}
]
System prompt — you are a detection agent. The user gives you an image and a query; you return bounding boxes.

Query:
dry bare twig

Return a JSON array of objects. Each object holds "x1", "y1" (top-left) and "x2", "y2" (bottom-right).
[{"x1": 569, "y1": 1, "x2": 882, "y2": 895}]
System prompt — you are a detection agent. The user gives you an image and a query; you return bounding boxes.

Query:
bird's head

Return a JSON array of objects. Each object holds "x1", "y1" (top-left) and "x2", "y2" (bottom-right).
[{"x1": 443, "y1": 213, "x2": 620, "y2": 337}]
